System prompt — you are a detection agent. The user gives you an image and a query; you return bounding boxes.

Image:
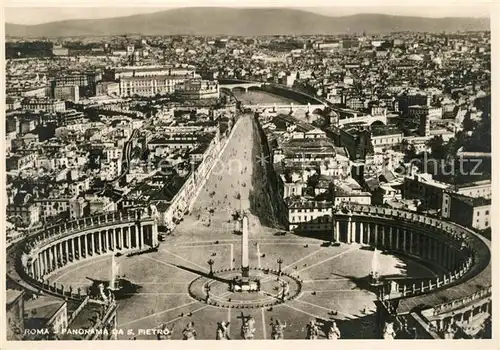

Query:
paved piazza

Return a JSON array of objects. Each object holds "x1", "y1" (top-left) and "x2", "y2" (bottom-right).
[{"x1": 47, "y1": 115, "x2": 438, "y2": 339}]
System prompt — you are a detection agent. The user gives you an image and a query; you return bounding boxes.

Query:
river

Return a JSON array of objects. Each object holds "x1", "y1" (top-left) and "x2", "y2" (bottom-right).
[{"x1": 231, "y1": 90, "x2": 298, "y2": 105}]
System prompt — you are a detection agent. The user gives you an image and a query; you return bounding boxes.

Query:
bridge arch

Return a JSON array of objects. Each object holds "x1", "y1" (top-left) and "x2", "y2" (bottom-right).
[
  {"x1": 311, "y1": 107, "x2": 325, "y2": 115},
  {"x1": 247, "y1": 85, "x2": 262, "y2": 92},
  {"x1": 370, "y1": 119, "x2": 386, "y2": 127},
  {"x1": 231, "y1": 86, "x2": 248, "y2": 93}
]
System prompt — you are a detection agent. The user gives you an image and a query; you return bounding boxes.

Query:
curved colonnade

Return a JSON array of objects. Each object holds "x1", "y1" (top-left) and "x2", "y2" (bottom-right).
[
  {"x1": 12, "y1": 204, "x2": 491, "y2": 334},
  {"x1": 334, "y1": 204, "x2": 491, "y2": 335},
  {"x1": 16, "y1": 210, "x2": 158, "y2": 301}
]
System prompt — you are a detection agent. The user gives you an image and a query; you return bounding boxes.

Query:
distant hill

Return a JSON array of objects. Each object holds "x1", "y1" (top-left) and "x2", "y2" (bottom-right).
[{"x1": 5, "y1": 7, "x2": 490, "y2": 37}]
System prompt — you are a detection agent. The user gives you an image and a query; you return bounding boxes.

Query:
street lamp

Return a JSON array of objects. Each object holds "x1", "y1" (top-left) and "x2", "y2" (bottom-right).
[
  {"x1": 277, "y1": 258, "x2": 283, "y2": 275},
  {"x1": 207, "y1": 259, "x2": 214, "y2": 275},
  {"x1": 204, "y1": 284, "x2": 211, "y2": 303}
]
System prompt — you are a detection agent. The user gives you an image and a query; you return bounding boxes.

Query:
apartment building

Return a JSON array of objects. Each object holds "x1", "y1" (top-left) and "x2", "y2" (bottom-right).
[
  {"x1": 118, "y1": 75, "x2": 185, "y2": 97},
  {"x1": 455, "y1": 180, "x2": 491, "y2": 199},
  {"x1": 106, "y1": 65, "x2": 196, "y2": 80},
  {"x1": 175, "y1": 79, "x2": 220, "y2": 100},
  {"x1": 21, "y1": 98, "x2": 66, "y2": 113},
  {"x1": 53, "y1": 85, "x2": 79, "y2": 102},
  {"x1": 403, "y1": 173, "x2": 450, "y2": 210},
  {"x1": 442, "y1": 192, "x2": 491, "y2": 230},
  {"x1": 284, "y1": 198, "x2": 334, "y2": 232}
]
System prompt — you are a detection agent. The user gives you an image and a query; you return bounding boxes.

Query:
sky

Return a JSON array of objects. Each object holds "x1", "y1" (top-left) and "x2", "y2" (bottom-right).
[{"x1": 4, "y1": 3, "x2": 492, "y2": 25}]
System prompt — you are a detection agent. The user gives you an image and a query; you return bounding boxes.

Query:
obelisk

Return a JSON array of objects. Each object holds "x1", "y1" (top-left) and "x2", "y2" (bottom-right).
[{"x1": 241, "y1": 214, "x2": 249, "y2": 278}]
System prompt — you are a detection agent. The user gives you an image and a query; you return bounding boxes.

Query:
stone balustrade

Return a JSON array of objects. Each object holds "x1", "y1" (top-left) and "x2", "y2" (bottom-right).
[
  {"x1": 15, "y1": 209, "x2": 158, "y2": 302},
  {"x1": 432, "y1": 286, "x2": 492, "y2": 316}
]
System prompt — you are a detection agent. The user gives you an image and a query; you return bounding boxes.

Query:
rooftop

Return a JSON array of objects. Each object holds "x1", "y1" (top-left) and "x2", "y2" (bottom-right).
[
  {"x1": 450, "y1": 192, "x2": 491, "y2": 207},
  {"x1": 23, "y1": 295, "x2": 65, "y2": 326},
  {"x1": 6, "y1": 288, "x2": 24, "y2": 305}
]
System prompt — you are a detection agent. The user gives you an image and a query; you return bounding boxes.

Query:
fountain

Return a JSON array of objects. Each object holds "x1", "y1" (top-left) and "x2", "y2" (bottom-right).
[
  {"x1": 88, "y1": 255, "x2": 141, "y2": 300},
  {"x1": 370, "y1": 248, "x2": 383, "y2": 287},
  {"x1": 109, "y1": 254, "x2": 120, "y2": 291}
]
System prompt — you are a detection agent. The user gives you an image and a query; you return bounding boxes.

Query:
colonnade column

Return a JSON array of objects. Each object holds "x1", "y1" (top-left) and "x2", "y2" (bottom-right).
[
  {"x1": 114, "y1": 229, "x2": 119, "y2": 250},
  {"x1": 367, "y1": 223, "x2": 372, "y2": 245},
  {"x1": 104, "y1": 230, "x2": 109, "y2": 252},
  {"x1": 347, "y1": 218, "x2": 352, "y2": 244},
  {"x1": 64, "y1": 240, "x2": 69, "y2": 262},
  {"x1": 52, "y1": 246, "x2": 57, "y2": 268},
  {"x1": 374, "y1": 224, "x2": 379, "y2": 248},
  {"x1": 34, "y1": 259, "x2": 39, "y2": 279},
  {"x1": 448, "y1": 248, "x2": 455, "y2": 271},
  {"x1": 51, "y1": 247, "x2": 55, "y2": 269},
  {"x1": 84, "y1": 234, "x2": 88, "y2": 257},
  {"x1": 118, "y1": 228, "x2": 123, "y2": 249},
  {"x1": 432, "y1": 239, "x2": 438, "y2": 263},
  {"x1": 351, "y1": 221, "x2": 356, "y2": 243},
  {"x1": 135, "y1": 226, "x2": 140, "y2": 249},
  {"x1": 44, "y1": 250, "x2": 49, "y2": 274},
  {"x1": 91, "y1": 233, "x2": 95, "y2": 255},
  {"x1": 97, "y1": 231, "x2": 102, "y2": 254},
  {"x1": 444, "y1": 244, "x2": 449, "y2": 268},
  {"x1": 415, "y1": 233, "x2": 419, "y2": 255},
  {"x1": 445, "y1": 246, "x2": 451, "y2": 270},
  {"x1": 58, "y1": 243, "x2": 63, "y2": 265},
  {"x1": 37, "y1": 256, "x2": 42, "y2": 278},
  {"x1": 409, "y1": 231, "x2": 414, "y2": 254},
  {"x1": 152, "y1": 224, "x2": 158, "y2": 247},
  {"x1": 48, "y1": 247, "x2": 53, "y2": 272},
  {"x1": 41, "y1": 251, "x2": 46, "y2": 275},
  {"x1": 438, "y1": 244, "x2": 446, "y2": 266},
  {"x1": 111, "y1": 228, "x2": 114, "y2": 250},
  {"x1": 395, "y1": 228, "x2": 400, "y2": 250},
  {"x1": 125, "y1": 227, "x2": 130, "y2": 248},
  {"x1": 381, "y1": 226, "x2": 386, "y2": 247},
  {"x1": 424, "y1": 236, "x2": 430, "y2": 260},
  {"x1": 140, "y1": 225, "x2": 144, "y2": 249},
  {"x1": 359, "y1": 222, "x2": 364, "y2": 244},
  {"x1": 402, "y1": 229, "x2": 407, "y2": 252},
  {"x1": 47, "y1": 247, "x2": 52, "y2": 272},
  {"x1": 389, "y1": 227, "x2": 393, "y2": 249},
  {"x1": 335, "y1": 221, "x2": 340, "y2": 242}
]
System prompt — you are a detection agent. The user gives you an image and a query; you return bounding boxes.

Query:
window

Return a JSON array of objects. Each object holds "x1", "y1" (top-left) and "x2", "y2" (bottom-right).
[{"x1": 486, "y1": 210, "x2": 489, "y2": 215}]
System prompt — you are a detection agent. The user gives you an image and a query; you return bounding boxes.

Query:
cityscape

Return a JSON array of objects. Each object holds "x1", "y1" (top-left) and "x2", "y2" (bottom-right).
[{"x1": 3, "y1": 6, "x2": 493, "y2": 342}]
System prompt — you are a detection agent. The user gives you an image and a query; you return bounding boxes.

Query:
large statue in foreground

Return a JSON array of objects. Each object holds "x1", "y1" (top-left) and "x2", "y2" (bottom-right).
[
  {"x1": 383, "y1": 321, "x2": 396, "y2": 339},
  {"x1": 157, "y1": 323, "x2": 174, "y2": 340},
  {"x1": 306, "y1": 320, "x2": 319, "y2": 340},
  {"x1": 327, "y1": 321, "x2": 341, "y2": 340},
  {"x1": 271, "y1": 319, "x2": 286, "y2": 339},
  {"x1": 182, "y1": 322, "x2": 197, "y2": 340},
  {"x1": 240, "y1": 314, "x2": 256, "y2": 340}
]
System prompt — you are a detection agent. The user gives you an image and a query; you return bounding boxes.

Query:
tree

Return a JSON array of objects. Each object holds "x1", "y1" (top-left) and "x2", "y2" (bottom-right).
[
  {"x1": 426, "y1": 135, "x2": 447, "y2": 159},
  {"x1": 462, "y1": 115, "x2": 478, "y2": 132},
  {"x1": 403, "y1": 144, "x2": 418, "y2": 163},
  {"x1": 400, "y1": 138, "x2": 409, "y2": 152}
]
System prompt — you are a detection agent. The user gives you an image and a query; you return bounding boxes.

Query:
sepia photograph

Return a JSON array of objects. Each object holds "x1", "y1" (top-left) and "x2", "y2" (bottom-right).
[{"x1": 1, "y1": 0, "x2": 496, "y2": 346}]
